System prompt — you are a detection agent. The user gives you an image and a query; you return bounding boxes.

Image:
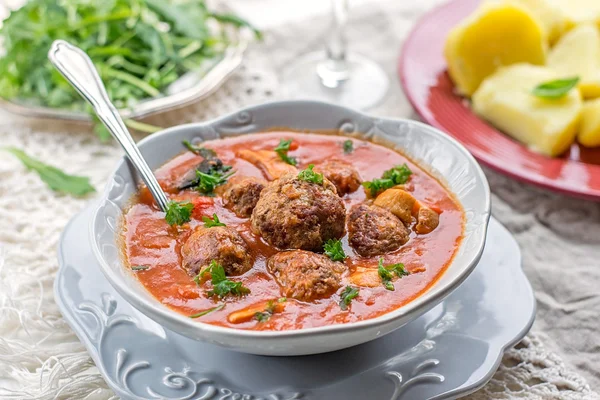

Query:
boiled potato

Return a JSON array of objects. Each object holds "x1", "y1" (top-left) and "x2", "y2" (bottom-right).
[
  {"x1": 445, "y1": 2, "x2": 547, "y2": 96},
  {"x1": 489, "y1": 0, "x2": 568, "y2": 43},
  {"x1": 547, "y1": 0, "x2": 600, "y2": 29},
  {"x1": 579, "y1": 99, "x2": 600, "y2": 147},
  {"x1": 547, "y1": 24, "x2": 600, "y2": 99},
  {"x1": 472, "y1": 64, "x2": 582, "y2": 156}
]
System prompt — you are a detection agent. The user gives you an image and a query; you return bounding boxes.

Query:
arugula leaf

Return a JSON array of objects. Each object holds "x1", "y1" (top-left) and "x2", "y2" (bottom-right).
[
  {"x1": 339, "y1": 286, "x2": 359, "y2": 310},
  {"x1": 297, "y1": 164, "x2": 324, "y2": 185},
  {"x1": 363, "y1": 163, "x2": 412, "y2": 197},
  {"x1": 203, "y1": 213, "x2": 226, "y2": 228},
  {"x1": 183, "y1": 140, "x2": 217, "y2": 159},
  {"x1": 209, "y1": 13, "x2": 263, "y2": 40},
  {"x1": 165, "y1": 200, "x2": 194, "y2": 226},
  {"x1": 274, "y1": 139, "x2": 298, "y2": 166},
  {"x1": 323, "y1": 239, "x2": 347, "y2": 262},
  {"x1": 189, "y1": 303, "x2": 224, "y2": 319},
  {"x1": 204, "y1": 260, "x2": 250, "y2": 298},
  {"x1": 378, "y1": 258, "x2": 410, "y2": 291},
  {"x1": 532, "y1": 77, "x2": 579, "y2": 99},
  {"x1": 343, "y1": 140, "x2": 354, "y2": 154},
  {"x1": 3, "y1": 147, "x2": 95, "y2": 197}
]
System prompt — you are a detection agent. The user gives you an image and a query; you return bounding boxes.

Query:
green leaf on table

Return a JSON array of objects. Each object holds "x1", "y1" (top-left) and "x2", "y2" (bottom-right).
[
  {"x1": 3, "y1": 147, "x2": 95, "y2": 197},
  {"x1": 532, "y1": 77, "x2": 580, "y2": 99}
]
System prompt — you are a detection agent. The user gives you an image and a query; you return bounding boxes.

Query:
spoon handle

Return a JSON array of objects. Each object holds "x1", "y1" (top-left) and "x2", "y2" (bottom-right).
[{"x1": 48, "y1": 39, "x2": 169, "y2": 212}]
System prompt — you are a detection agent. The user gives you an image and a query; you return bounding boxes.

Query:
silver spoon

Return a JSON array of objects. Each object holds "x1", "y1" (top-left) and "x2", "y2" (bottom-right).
[{"x1": 48, "y1": 39, "x2": 169, "y2": 212}]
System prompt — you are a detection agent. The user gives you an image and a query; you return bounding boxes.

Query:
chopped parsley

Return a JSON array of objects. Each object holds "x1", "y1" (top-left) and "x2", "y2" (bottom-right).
[
  {"x1": 323, "y1": 239, "x2": 347, "y2": 262},
  {"x1": 255, "y1": 301, "x2": 277, "y2": 322},
  {"x1": 131, "y1": 265, "x2": 150, "y2": 271},
  {"x1": 297, "y1": 164, "x2": 324, "y2": 185},
  {"x1": 165, "y1": 200, "x2": 194, "y2": 226},
  {"x1": 203, "y1": 260, "x2": 250, "y2": 298},
  {"x1": 182, "y1": 140, "x2": 217, "y2": 159},
  {"x1": 362, "y1": 163, "x2": 412, "y2": 197},
  {"x1": 202, "y1": 213, "x2": 226, "y2": 228},
  {"x1": 343, "y1": 140, "x2": 354, "y2": 154},
  {"x1": 195, "y1": 169, "x2": 235, "y2": 195},
  {"x1": 339, "y1": 286, "x2": 359, "y2": 310},
  {"x1": 189, "y1": 304, "x2": 225, "y2": 319},
  {"x1": 378, "y1": 258, "x2": 410, "y2": 291},
  {"x1": 532, "y1": 77, "x2": 579, "y2": 99},
  {"x1": 274, "y1": 139, "x2": 298, "y2": 166},
  {"x1": 3, "y1": 147, "x2": 95, "y2": 197}
]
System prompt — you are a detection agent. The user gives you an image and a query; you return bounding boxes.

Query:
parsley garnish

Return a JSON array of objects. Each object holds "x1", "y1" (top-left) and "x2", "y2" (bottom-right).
[
  {"x1": 274, "y1": 139, "x2": 298, "y2": 166},
  {"x1": 343, "y1": 140, "x2": 354, "y2": 154},
  {"x1": 202, "y1": 213, "x2": 226, "y2": 227},
  {"x1": 3, "y1": 147, "x2": 95, "y2": 197},
  {"x1": 323, "y1": 239, "x2": 347, "y2": 262},
  {"x1": 131, "y1": 265, "x2": 150, "y2": 271},
  {"x1": 378, "y1": 258, "x2": 410, "y2": 291},
  {"x1": 339, "y1": 286, "x2": 359, "y2": 310},
  {"x1": 183, "y1": 140, "x2": 217, "y2": 159},
  {"x1": 362, "y1": 163, "x2": 412, "y2": 197},
  {"x1": 255, "y1": 300, "x2": 277, "y2": 322},
  {"x1": 189, "y1": 304, "x2": 225, "y2": 319},
  {"x1": 164, "y1": 200, "x2": 194, "y2": 226},
  {"x1": 203, "y1": 260, "x2": 250, "y2": 298},
  {"x1": 297, "y1": 164, "x2": 324, "y2": 185},
  {"x1": 532, "y1": 77, "x2": 579, "y2": 99},
  {"x1": 195, "y1": 169, "x2": 235, "y2": 195}
]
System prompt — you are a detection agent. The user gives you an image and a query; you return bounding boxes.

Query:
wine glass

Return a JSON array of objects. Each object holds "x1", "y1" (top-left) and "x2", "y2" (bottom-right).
[{"x1": 281, "y1": 0, "x2": 389, "y2": 110}]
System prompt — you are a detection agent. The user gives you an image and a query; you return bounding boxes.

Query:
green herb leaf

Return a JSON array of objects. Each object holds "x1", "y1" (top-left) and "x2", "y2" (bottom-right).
[
  {"x1": 532, "y1": 77, "x2": 580, "y2": 99},
  {"x1": 183, "y1": 140, "x2": 217, "y2": 159},
  {"x1": 202, "y1": 213, "x2": 226, "y2": 227},
  {"x1": 3, "y1": 147, "x2": 95, "y2": 197},
  {"x1": 343, "y1": 140, "x2": 354, "y2": 154},
  {"x1": 189, "y1": 303, "x2": 225, "y2": 319},
  {"x1": 131, "y1": 265, "x2": 150, "y2": 271},
  {"x1": 195, "y1": 170, "x2": 235, "y2": 194},
  {"x1": 297, "y1": 164, "x2": 324, "y2": 185},
  {"x1": 204, "y1": 260, "x2": 250, "y2": 298},
  {"x1": 209, "y1": 13, "x2": 263, "y2": 40},
  {"x1": 378, "y1": 258, "x2": 410, "y2": 291},
  {"x1": 254, "y1": 300, "x2": 277, "y2": 322},
  {"x1": 274, "y1": 139, "x2": 298, "y2": 166},
  {"x1": 363, "y1": 163, "x2": 412, "y2": 197},
  {"x1": 165, "y1": 200, "x2": 194, "y2": 226},
  {"x1": 323, "y1": 239, "x2": 347, "y2": 262},
  {"x1": 339, "y1": 286, "x2": 359, "y2": 310}
]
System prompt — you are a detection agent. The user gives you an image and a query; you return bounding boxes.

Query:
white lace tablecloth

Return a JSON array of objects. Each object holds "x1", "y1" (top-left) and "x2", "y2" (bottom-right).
[{"x1": 1, "y1": 0, "x2": 599, "y2": 399}]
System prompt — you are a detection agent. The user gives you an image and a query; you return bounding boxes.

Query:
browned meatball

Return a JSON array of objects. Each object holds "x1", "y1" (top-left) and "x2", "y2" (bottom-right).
[
  {"x1": 315, "y1": 159, "x2": 361, "y2": 196},
  {"x1": 347, "y1": 204, "x2": 409, "y2": 257},
  {"x1": 267, "y1": 250, "x2": 346, "y2": 301},
  {"x1": 251, "y1": 172, "x2": 346, "y2": 251},
  {"x1": 181, "y1": 226, "x2": 252, "y2": 277},
  {"x1": 221, "y1": 176, "x2": 266, "y2": 218}
]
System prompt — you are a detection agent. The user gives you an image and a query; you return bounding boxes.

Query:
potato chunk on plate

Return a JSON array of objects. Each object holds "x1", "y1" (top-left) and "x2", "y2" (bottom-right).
[
  {"x1": 579, "y1": 99, "x2": 600, "y2": 147},
  {"x1": 445, "y1": 2, "x2": 547, "y2": 96},
  {"x1": 547, "y1": 24, "x2": 600, "y2": 99},
  {"x1": 472, "y1": 64, "x2": 582, "y2": 156}
]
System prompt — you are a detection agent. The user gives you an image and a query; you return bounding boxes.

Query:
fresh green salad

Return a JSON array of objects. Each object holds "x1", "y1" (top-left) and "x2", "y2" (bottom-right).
[{"x1": 0, "y1": 0, "x2": 258, "y2": 116}]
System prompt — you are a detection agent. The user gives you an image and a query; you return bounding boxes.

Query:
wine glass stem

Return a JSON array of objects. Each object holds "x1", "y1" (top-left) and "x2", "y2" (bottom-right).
[{"x1": 318, "y1": 0, "x2": 350, "y2": 88}]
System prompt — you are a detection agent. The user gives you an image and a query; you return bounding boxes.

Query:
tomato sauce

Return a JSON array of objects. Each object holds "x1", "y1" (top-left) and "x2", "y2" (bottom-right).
[{"x1": 122, "y1": 132, "x2": 464, "y2": 331}]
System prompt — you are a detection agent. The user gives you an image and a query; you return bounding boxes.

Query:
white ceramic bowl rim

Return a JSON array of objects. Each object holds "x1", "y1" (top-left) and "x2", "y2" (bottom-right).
[{"x1": 90, "y1": 100, "x2": 491, "y2": 341}]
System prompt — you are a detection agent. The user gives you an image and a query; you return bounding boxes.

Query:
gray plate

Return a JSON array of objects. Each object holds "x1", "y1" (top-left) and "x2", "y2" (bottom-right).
[{"x1": 55, "y1": 203, "x2": 535, "y2": 400}]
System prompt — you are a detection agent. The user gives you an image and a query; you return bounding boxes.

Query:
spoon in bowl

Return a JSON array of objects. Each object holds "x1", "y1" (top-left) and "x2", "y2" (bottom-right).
[{"x1": 48, "y1": 39, "x2": 169, "y2": 212}]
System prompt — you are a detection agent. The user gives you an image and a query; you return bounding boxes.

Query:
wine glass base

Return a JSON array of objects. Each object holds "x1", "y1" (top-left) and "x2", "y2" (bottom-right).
[{"x1": 280, "y1": 51, "x2": 389, "y2": 110}]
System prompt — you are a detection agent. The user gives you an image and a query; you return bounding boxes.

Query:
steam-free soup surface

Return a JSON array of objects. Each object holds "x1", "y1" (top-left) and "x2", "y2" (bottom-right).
[{"x1": 123, "y1": 132, "x2": 463, "y2": 331}]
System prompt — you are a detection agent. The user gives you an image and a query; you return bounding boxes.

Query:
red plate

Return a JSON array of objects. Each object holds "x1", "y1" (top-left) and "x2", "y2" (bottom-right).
[{"x1": 399, "y1": 0, "x2": 600, "y2": 200}]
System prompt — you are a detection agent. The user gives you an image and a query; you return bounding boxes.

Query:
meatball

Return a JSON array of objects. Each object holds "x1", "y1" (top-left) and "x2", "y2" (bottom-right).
[
  {"x1": 315, "y1": 159, "x2": 361, "y2": 196},
  {"x1": 181, "y1": 226, "x2": 252, "y2": 277},
  {"x1": 347, "y1": 204, "x2": 409, "y2": 257},
  {"x1": 267, "y1": 250, "x2": 346, "y2": 301},
  {"x1": 221, "y1": 176, "x2": 266, "y2": 218},
  {"x1": 251, "y1": 172, "x2": 346, "y2": 251}
]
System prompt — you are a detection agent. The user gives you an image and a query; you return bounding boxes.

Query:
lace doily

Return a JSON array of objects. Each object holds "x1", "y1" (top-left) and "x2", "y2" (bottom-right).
[{"x1": 0, "y1": 1, "x2": 599, "y2": 398}]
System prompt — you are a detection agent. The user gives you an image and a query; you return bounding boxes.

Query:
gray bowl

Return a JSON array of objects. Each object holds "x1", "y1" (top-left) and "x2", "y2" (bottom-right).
[{"x1": 90, "y1": 100, "x2": 491, "y2": 356}]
